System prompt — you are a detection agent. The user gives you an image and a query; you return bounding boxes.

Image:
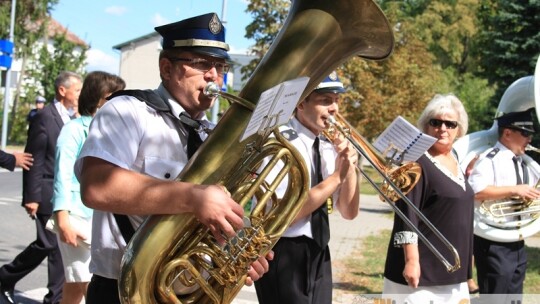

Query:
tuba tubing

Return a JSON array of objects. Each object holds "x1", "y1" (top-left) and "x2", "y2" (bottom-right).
[
  {"x1": 118, "y1": 0, "x2": 395, "y2": 303},
  {"x1": 325, "y1": 114, "x2": 461, "y2": 273}
]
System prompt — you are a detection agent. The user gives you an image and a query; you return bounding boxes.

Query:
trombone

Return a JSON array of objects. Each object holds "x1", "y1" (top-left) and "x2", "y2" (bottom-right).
[{"x1": 324, "y1": 113, "x2": 461, "y2": 273}]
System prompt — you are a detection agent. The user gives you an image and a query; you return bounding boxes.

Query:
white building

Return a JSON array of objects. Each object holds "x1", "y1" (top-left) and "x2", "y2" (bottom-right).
[{"x1": 112, "y1": 32, "x2": 255, "y2": 91}]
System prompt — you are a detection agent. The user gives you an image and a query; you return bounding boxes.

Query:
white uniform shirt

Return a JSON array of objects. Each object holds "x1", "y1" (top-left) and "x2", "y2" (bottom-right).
[
  {"x1": 270, "y1": 117, "x2": 339, "y2": 239},
  {"x1": 468, "y1": 141, "x2": 540, "y2": 193},
  {"x1": 74, "y1": 84, "x2": 212, "y2": 279}
]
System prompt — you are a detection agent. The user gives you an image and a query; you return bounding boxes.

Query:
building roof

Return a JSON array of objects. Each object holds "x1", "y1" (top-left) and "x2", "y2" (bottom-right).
[
  {"x1": 25, "y1": 17, "x2": 87, "y2": 47},
  {"x1": 113, "y1": 32, "x2": 159, "y2": 50},
  {"x1": 47, "y1": 18, "x2": 87, "y2": 46}
]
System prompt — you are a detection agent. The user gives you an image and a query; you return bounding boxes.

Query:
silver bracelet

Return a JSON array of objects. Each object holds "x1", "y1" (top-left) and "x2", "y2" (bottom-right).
[{"x1": 393, "y1": 231, "x2": 418, "y2": 247}]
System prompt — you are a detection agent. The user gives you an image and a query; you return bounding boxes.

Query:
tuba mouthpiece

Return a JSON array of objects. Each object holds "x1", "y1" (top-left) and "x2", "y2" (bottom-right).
[
  {"x1": 327, "y1": 115, "x2": 337, "y2": 125},
  {"x1": 203, "y1": 82, "x2": 221, "y2": 97}
]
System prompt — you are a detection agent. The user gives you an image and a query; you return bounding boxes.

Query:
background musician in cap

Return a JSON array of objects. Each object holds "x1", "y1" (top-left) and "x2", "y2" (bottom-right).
[
  {"x1": 254, "y1": 73, "x2": 360, "y2": 304},
  {"x1": 468, "y1": 108, "x2": 540, "y2": 300},
  {"x1": 27, "y1": 95, "x2": 46, "y2": 123},
  {"x1": 75, "y1": 13, "x2": 270, "y2": 304}
]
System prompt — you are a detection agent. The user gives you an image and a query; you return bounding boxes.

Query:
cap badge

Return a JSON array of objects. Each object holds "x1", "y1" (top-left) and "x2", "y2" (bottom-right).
[
  {"x1": 209, "y1": 14, "x2": 221, "y2": 35},
  {"x1": 329, "y1": 71, "x2": 338, "y2": 81}
]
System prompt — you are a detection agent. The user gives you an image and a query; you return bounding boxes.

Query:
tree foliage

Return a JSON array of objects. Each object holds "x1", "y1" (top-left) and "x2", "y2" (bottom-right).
[
  {"x1": 340, "y1": 14, "x2": 443, "y2": 140},
  {"x1": 474, "y1": 0, "x2": 540, "y2": 103},
  {"x1": 242, "y1": 0, "x2": 290, "y2": 79},
  {"x1": 0, "y1": 0, "x2": 87, "y2": 144},
  {"x1": 241, "y1": 0, "x2": 537, "y2": 139}
]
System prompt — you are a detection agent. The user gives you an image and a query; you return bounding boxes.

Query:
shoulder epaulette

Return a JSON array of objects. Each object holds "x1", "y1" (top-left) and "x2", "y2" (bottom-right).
[
  {"x1": 320, "y1": 136, "x2": 331, "y2": 143},
  {"x1": 108, "y1": 89, "x2": 171, "y2": 113},
  {"x1": 280, "y1": 129, "x2": 298, "y2": 140},
  {"x1": 486, "y1": 147, "x2": 500, "y2": 159}
]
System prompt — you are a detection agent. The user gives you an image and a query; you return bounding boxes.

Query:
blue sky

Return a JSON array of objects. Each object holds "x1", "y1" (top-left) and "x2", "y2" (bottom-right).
[{"x1": 50, "y1": 0, "x2": 256, "y2": 75}]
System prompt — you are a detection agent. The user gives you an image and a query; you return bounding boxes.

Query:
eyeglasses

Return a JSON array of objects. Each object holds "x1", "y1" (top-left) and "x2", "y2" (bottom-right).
[
  {"x1": 168, "y1": 57, "x2": 230, "y2": 75},
  {"x1": 428, "y1": 118, "x2": 458, "y2": 129},
  {"x1": 508, "y1": 127, "x2": 533, "y2": 138}
]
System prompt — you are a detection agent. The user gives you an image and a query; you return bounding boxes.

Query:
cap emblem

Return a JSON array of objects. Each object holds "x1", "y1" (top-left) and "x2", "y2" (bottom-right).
[
  {"x1": 329, "y1": 71, "x2": 338, "y2": 81},
  {"x1": 209, "y1": 14, "x2": 221, "y2": 35}
]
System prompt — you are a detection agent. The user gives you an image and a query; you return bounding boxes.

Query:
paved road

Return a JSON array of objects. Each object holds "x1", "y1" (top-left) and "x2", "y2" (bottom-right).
[
  {"x1": 2, "y1": 169, "x2": 539, "y2": 303},
  {"x1": 0, "y1": 168, "x2": 396, "y2": 303}
]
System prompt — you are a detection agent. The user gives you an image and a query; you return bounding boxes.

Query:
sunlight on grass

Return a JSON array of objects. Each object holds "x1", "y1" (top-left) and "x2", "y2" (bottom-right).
[
  {"x1": 359, "y1": 166, "x2": 383, "y2": 196},
  {"x1": 339, "y1": 229, "x2": 540, "y2": 295}
]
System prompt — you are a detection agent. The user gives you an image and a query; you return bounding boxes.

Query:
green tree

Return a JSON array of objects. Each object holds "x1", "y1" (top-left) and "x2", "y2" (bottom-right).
[
  {"x1": 242, "y1": 0, "x2": 290, "y2": 79},
  {"x1": 28, "y1": 33, "x2": 87, "y2": 102},
  {"x1": 340, "y1": 3, "x2": 444, "y2": 141},
  {"x1": 0, "y1": 0, "x2": 87, "y2": 144},
  {"x1": 380, "y1": 0, "x2": 497, "y2": 131},
  {"x1": 474, "y1": 0, "x2": 540, "y2": 103},
  {"x1": 0, "y1": 0, "x2": 57, "y2": 141}
]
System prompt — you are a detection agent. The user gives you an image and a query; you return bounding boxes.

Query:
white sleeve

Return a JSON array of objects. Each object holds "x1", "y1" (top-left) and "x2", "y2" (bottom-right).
[
  {"x1": 467, "y1": 156, "x2": 494, "y2": 194},
  {"x1": 75, "y1": 96, "x2": 147, "y2": 179}
]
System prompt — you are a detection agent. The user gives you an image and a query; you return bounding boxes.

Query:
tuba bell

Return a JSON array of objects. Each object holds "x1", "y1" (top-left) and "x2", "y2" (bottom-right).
[
  {"x1": 118, "y1": 0, "x2": 394, "y2": 303},
  {"x1": 454, "y1": 55, "x2": 540, "y2": 242}
]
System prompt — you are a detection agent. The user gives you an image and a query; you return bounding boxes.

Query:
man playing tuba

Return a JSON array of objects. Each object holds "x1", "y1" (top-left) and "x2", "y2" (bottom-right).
[
  {"x1": 468, "y1": 108, "x2": 540, "y2": 301},
  {"x1": 75, "y1": 13, "x2": 270, "y2": 304}
]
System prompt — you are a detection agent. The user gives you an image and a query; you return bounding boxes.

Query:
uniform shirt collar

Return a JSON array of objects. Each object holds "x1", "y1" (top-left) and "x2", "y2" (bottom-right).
[
  {"x1": 494, "y1": 141, "x2": 518, "y2": 158},
  {"x1": 156, "y1": 83, "x2": 210, "y2": 124},
  {"x1": 290, "y1": 117, "x2": 319, "y2": 145}
]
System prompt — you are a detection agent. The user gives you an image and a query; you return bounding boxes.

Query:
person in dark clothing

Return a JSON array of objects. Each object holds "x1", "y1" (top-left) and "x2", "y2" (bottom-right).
[
  {"x1": 27, "y1": 95, "x2": 46, "y2": 123},
  {"x1": 0, "y1": 150, "x2": 33, "y2": 171},
  {"x1": 0, "y1": 71, "x2": 83, "y2": 304},
  {"x1": 382, "y1": 94, "x2": 474, "y2": 304}
]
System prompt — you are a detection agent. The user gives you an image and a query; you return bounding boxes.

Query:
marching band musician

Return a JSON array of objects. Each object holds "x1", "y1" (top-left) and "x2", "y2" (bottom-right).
[
  {"x1": 382, "y1": 94, "x2": 474, "y2": 304},
  {"x1": 254, "y1": 73, "x2": 361, "y2": 304},
  {"x1": 74, "y1": 13, "x2": 270, "y2": 304},
  {"x1": 468, "y1": 108, "x2": 540, "y2": 301}
]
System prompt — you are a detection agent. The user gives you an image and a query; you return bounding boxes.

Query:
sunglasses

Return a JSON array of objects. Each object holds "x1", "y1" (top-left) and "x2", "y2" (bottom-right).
[
  {"x1": 168, "y1": 57, "x2": 231, "y2": 75},
  {"x1": 508, "y1": 127, "x2": 533, "y2": 138},
  {"x1": 428, "y1": 118, "x2": 458, "y2": 129}
]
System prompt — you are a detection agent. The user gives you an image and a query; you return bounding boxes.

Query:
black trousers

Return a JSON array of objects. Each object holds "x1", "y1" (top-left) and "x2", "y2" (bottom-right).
[
  {"x1": 255, "y1": 236, "x2": 332, "y2": 304},
  {"x1": 474, "y1": 235, "x2": 526, "y2": 298},
  {"x1": 0, "y1": 213, "x2": 64, "y2": 304},
  {"x1": 86, "y1": 275, "x2": 121, "y2": 304}
]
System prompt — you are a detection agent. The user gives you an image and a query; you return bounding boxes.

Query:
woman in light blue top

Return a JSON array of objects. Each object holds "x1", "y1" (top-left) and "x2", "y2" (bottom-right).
[{"x1": 52, "y1": 71, "x2": 125, "y2": 304}]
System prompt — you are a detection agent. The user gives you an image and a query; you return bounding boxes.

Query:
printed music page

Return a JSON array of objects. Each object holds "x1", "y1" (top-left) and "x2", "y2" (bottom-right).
[
  {"x1": 241, "y1": 76, "x2": 309, "y2": 141},
  {"x1": 373, "y1": 116, "x2": 436, "y2": 163}
]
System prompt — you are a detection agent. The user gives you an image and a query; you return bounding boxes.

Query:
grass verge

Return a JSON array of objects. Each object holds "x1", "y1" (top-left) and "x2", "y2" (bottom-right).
[{"x1": 336, "y1": 230, "x2": 540, "y2": 294}]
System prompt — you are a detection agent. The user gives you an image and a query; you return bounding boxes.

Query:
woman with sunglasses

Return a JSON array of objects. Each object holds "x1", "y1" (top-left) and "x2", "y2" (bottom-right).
[
  {"x1": 382, "y1": 94, "x2": 474, "y2": 304},
  {"x1": 467, "y1": 108, "x2": 540, "y2": 302}
]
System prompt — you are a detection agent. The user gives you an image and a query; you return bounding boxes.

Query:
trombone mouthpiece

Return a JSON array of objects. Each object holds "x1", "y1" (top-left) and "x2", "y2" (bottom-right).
[{"x1": 203, "y1": 82, "x2": 220, "y2": 97}]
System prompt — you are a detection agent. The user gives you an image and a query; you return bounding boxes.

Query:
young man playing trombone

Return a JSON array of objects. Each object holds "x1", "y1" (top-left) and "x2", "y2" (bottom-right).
[{"x1": 254, "y1": 72, "x2": 361, "y2": 304}]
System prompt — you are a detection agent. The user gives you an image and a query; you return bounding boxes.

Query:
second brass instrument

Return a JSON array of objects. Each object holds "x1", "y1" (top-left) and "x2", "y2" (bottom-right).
[
  {"x1": 454, "y1": 56, "x2": 540, "y2": 243},
  {"x1": 324, "y1": 113, "x2": 461, "y2": 273}
]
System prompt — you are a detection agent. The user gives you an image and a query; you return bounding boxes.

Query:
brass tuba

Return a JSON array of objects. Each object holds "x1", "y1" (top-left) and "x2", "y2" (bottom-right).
[
  {"x1": 119, "y1": 0, "x2": 394, "y2": 303},
  {"x1": 454, "y1": 55, "x2": 540, "y2": 242}
]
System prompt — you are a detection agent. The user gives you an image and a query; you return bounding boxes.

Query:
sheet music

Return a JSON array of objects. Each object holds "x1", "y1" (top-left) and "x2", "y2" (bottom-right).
[
  {"x1": 241, "y1": 77, "x2": 309, "y2": 141},
  {"x1": 373, "y1": 116, "x2": 436, "y2": 162}
]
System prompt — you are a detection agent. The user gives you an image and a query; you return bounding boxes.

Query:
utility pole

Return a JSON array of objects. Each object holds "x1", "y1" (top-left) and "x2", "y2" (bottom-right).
[
  {"x1": 210, "y1": 0, "x2": 228, "y2": 123},
  {"x1": 1, "y1": 0, "x2": 17, "y2": 149}
]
